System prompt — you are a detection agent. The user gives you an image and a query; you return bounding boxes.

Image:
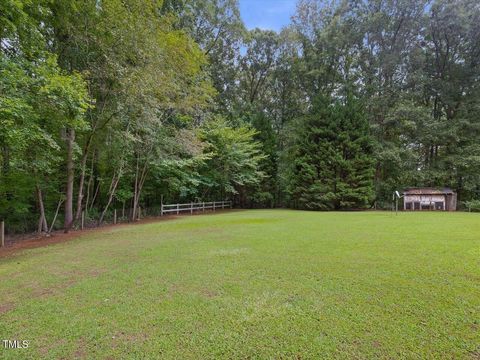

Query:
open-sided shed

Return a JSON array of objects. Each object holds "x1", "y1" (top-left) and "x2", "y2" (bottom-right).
[{"x1": 403, "y1": 188, "x2": 457, "y2": 211}]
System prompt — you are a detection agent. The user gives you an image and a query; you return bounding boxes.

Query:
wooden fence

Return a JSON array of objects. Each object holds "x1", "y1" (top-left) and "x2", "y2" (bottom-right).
[{"x1": 161, "y1": 201, "x2": 232, "y2": 215}]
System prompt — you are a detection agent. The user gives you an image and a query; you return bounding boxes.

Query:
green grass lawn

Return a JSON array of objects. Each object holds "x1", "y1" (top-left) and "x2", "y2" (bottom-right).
[{"x1": 0, "y1": 210, "x2": 479, "y2": 359}]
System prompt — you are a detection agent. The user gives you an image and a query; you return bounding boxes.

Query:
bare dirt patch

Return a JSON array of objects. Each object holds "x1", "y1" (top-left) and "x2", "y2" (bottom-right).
[
  {"x1": 470, "y1": 347, "x2": 480, "y2": 359},
  {"x1": 30, "y1": 278, "x2": 78, "y2": 299},
  {"x1": 199, "y1": 287, "x2": 218, "y2": 298},
  {"x1": 111, "y1": 331, "x2": 149, "y2": 350},
  {"x1": 0, "y1": 302, "x2": 15, "y2": 314},
  {"x1": 74, "y1": 337, "x2": 88, "y2": 359}
]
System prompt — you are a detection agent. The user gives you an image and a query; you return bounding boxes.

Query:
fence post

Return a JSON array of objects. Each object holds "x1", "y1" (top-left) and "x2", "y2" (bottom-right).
[
  {"x1": 222, "y1": 201, "x2": 225, "y2": 210},
  {"x1": 190, "y1": 202, "x2": 193, "y2": 215},
  {"x1": 213, "y1": 202, "x2": 216, "y2": 211},
  {"x1": 1, "y1": 221, "x2": 4, "y2": 248},
  {"x1": 81, "y1": 211, "x2": 85, "y2": 230},
  {"x1": 203, "y1": 202, "x2": 205, "y2": 212},
  {"x1": 114, "y1": 209, "x2": 117, "y2": 225},
  {"x1": 161, "y1": 195, "x2": 164, "y2": 216},
  {"x1": 176, "y1": 203, "x2": 179, "y2": 215}
]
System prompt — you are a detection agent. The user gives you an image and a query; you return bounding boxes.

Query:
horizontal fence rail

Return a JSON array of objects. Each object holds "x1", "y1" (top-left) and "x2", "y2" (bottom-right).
[{"x1": 161, "y1": 201, "x2": 232, "y2": 215}]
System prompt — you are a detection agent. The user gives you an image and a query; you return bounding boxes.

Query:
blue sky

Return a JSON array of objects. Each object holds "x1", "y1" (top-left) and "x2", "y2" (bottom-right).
[{"x1": 239, "y1": 0, "x2": 297, "y2": 32}]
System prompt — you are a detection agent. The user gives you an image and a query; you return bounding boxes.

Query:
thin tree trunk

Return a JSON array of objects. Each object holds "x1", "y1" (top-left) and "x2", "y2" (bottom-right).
[
  {"x1": 131, "y1": 156, "x2": 140, "y2": 221},
  {"x1": 74, "y1": 102, "x2": 116, "y2": 223},
  {"x1": 74, "y1": 134, "x2": 96, "y2": 223},
  {"x1": 64, "y1": 128, "x2": 75, "y2": 232},
  {"x1": 90, "y1": 180, "x2": 101, "y2": 212},
  {"x1": 98, "y1": 169, "x2": 122, "y2": 225},
  {"x1": 74, "y1": 151, "x2": 88, "y2": 222},
  {"x1": 84, "y1": 151, "x2": 95, "y2": 215},
  {"x1": 36, "y1": 184, "x2": 48, "y2": 234},
  {"x1": 49, "y1": 198, "x2": 64, "y2": 234},
  {"x1": 131, "y1": 156, "x2": 149, "y2": 221}
]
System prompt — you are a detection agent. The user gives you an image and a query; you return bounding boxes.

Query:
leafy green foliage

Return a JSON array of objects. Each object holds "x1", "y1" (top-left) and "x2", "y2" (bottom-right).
[
  {"x1": 0, "y1": 50, "x2": 89, "y2": 231},
  {"x1": 199, "y1": 117, "x2": 266, "y2": 198},
  {"x1": 2, "y1": 0, "x2": 480, "y2": 232},
  {"x1": 464, "y1": 200, "x2": 480, "y2": 212}
]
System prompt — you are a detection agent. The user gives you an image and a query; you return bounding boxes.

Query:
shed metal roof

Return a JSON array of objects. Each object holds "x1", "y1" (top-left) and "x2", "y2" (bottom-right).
[{"x1": 403, "y1": 187, "x2": 455, "y2": 195}]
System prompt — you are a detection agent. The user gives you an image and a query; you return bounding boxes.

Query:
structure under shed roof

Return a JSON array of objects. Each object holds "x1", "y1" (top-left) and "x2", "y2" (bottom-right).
[{"x1": 403, "y1": 187, "x2": 457, "y2": 211}]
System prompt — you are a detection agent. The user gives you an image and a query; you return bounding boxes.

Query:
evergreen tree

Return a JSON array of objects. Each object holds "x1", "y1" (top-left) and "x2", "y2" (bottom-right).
[
  {"x1": 287, "y1": 95, "x2": 375, "y2": 210},
  {"x1": 249, "y1": 111, "x2": 277, "y2": 208}
]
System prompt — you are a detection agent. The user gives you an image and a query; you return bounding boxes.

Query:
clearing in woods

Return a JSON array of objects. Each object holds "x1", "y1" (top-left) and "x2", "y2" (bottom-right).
[{"x1": 0, "y1": 210, "x2": 479, "y2": 359}]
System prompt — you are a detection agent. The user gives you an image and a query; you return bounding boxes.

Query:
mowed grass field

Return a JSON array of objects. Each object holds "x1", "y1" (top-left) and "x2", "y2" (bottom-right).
[{"x1": 0, "y1": 210, "x2": 479, "y2": 359}]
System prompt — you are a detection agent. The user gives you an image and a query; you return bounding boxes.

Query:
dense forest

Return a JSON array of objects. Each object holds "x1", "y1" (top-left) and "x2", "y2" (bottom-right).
[{"x1": 1, "y1": 0, "x2": 480, "y2": 233}]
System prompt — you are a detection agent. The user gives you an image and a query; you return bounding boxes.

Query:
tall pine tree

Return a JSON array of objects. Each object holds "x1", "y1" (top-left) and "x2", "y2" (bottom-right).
[{"x1": 287, "y1": 95, "x2": 375, "y2": 210}]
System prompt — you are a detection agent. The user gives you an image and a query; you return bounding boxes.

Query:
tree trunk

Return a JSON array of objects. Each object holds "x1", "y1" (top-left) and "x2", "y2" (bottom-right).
[
  {"x1": 98, "y1": 170, "x2": 122, "y2": 225},
  {"x1": 74, "y1": 152, "x2": 88, "y2": 223},
  {"x1": 131, "y1": 156, "x2": 148, "y2": 221},
  {"x1": 36, "y1": 185, "x2": 48, "y2": 234},
  {"x1": 84, "y1": 151, "x2": 95, "y2": 216},
  {"x1": 74, "y1": 135, "x2": 95, "y2": 223},
  {"x1": 90, "y1": 180, "x2": 101, "y2": 212},
  {"x1": 64, "y1": 128, "x2": 75, "y2": 232},
  {"x1": 49, "y1": 198, "x2": 64, "y2": 234},
  {"x1": 131, "y1": 157, "x2": 140, "y2": 221}
]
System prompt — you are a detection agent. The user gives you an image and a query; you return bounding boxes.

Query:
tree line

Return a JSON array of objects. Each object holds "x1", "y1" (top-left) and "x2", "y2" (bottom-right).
[{"x1": 1, "y1": 0, "x2": 480, "y2": 233}]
